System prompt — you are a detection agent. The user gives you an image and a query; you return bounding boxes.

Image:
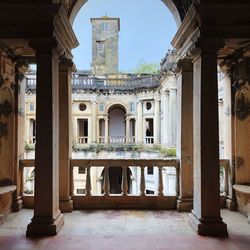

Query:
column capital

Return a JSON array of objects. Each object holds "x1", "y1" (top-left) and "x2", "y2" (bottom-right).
[
  {"x1": 177, "y1": 59, "x2": 193, "y2": 73},
  {"x1": 192, "y1": 38, "x2": 225, "y2": 59},
  {"x1": 59, "y1": 59, "x2": 76, "y2": 73},
  {"x1": 29, "y1": 38, "x2": 58, "y2": 55},
  {"x1": 91, "y1": 100, "x2": 98, "y2": 105}
]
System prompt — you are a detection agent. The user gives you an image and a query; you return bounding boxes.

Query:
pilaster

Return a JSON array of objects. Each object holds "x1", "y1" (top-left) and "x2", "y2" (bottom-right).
[
  {"x1": 58, "y1": 59, "x2": 75, "y2": 212},
  {"x1": 176, "y1": 59, "x2": 193, "y2": 212},
  {"x1": 137, "y1": 100, "x2": 143, "y2": 143},
  {"x1": 92, "y1": 101, "x2": 97, "y2": 143},
  {"x1": 154, "y1": 98, "x2": 160, "y2": 144}
]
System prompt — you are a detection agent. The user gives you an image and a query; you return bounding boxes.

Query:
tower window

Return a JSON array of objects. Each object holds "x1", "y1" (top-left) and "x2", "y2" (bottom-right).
[
  {"x1": 100, "y1": 22, "x2": 109, "y2": 32},
  {"x1": 96, "y1": 42, "x2": 105, "y2": 54}
]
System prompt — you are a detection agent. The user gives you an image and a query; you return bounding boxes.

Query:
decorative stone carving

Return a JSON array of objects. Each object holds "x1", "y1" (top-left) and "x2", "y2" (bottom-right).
[{"x1": 221, "y1": 47, "x2": 250, "y2": 120}]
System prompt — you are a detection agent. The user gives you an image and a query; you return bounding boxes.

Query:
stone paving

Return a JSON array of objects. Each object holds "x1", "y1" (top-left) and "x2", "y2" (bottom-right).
[{"x1": 0, "y1": 209, "x2": 249, "y2": 249}]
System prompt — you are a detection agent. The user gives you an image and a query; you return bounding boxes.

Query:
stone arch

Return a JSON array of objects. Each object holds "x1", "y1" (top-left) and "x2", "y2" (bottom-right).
[
  {"x1": 106, "y1": 102, "x2": 127, "y2": 114},
  {"x1": 107, "y1": 103, "x2": 127, "y2": 143},
  {"x1": 68, "y1": 0, "x2": 186, "y2": 27}
]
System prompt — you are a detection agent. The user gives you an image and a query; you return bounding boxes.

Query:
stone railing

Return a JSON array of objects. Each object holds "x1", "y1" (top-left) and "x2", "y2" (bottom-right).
[
  {"x1": 26, "y1": 75, "x2": 161, "y2": 92},
  {"x1": 77, "y1": 136, "x2": 88, "y2": 144},
  {"x1": 145, "y1": 136, "x2": 154, "y2": 144},
  {"x1": 19, "y1": 158, "x2": 230, "y2": 209},
  {"x1": 19, "y1": 158, "x2": 179, "y2": 209}
]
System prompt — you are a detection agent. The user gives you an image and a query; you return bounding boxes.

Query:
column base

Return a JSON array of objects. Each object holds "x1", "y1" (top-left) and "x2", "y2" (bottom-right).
[
  {"x1": 226, "y1": 198, "x2": 237, "y2": 211},
  {"x1": 177, "y1": 198, "x2": 193, "y2": 212},
  {"x1": 188, "y1": 211, "x2": 228, "y2": 237},
  {"x1": 13, "y1": 197, "x2": 23, "y2": 212},
  {"x1": 26, "y1": 212, "x2": 64, "y2": 236},
  {"x1": 59, "y1": 198, "x2": 73, "y2": 212}
]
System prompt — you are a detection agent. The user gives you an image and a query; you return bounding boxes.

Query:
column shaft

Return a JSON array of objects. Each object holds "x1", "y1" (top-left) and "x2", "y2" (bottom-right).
[
  {"x1": 26, "y1": 44, "x2": 64, "y2": 236},
  {"x1": 168, "y1": 88, "x2": 177, "y2": 147},
  {"x1": 154, "y1": 99, "x2": 160, "y2": 144},
  {"x1": 189, "y1": 46, "x2": 227, "y2": 236},
  {"x1": 104, "y1": 117, "x2": 109, "y2": 143},
  {"x1": 126, "y1": 117, "x2": 130, "y2": 143},
  {"x1": 137, "y1": 101, "x2": 143, "y2": 143},
  {"x1": 176, "y1": 60, "x2": 193, "y2": 212},
  {"x1": 59, "y1": 59, "x2": 74, "y2": 212},
  {"x1": 92, "y1": 101, "x2": 97, "y2": 143}
]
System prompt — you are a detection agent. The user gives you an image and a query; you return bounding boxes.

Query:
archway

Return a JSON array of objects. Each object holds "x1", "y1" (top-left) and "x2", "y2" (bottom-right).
[
  {"x1": 107, "y1": 104, "x2": 127, "y2": 143},
  {"x1": 67, "y1": 0, "x2": 192, "y2": 27}
]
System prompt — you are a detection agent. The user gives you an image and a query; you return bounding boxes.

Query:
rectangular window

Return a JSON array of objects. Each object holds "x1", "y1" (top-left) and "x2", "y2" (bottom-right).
[
  {"x1": 130, "y1": 103, "x2": 135, "y2": 112},
  {"x1": 30, "y1": 102, "x2": 34, "y2": 111},
  {"x1": 101, "y1": 22, "x2": 109, "y2": 32},
  {"x1": 96, "y1": 41, "x2": 105, "y2": 54},
  {"x1": 78, "y1": 167, "x2": 85, "y2": 174},
  {"x1": 99, "y1": 103, "x2": 104, "y2": 112},
  {"x1": 147, "y1": 166, "x2": 154, "y2": 175},
  {"x1": 76, "y1": 188, "x2": 85, "y2": 194}
]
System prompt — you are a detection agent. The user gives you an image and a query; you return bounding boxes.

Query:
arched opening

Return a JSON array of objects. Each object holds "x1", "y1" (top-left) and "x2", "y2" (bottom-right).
[
  {"x1": 108, "y1": 104, "x2": 126, "y2": 143},
  {"x1": 68, "y1": 0, "x2": 184, "y2": 27}
]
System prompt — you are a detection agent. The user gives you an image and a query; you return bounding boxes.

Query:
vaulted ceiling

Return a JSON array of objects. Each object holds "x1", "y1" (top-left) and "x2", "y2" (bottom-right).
[{"x1": 62, "y1": 0, "x2": 193, "y2": 23}]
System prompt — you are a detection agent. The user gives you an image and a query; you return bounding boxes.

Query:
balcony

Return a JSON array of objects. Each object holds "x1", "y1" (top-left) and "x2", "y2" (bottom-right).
[
  {"x1": 25, "y1": 74, "x2": 161, "y2": 93},
  {"x1": 19, "y1": 158, "x2": 230, "y2": 210}
]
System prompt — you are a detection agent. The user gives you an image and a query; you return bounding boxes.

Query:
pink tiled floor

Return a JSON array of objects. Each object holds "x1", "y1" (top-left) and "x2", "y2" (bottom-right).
[{"x1": 0, "y1": 209, "x2": 250, "y2": 250}]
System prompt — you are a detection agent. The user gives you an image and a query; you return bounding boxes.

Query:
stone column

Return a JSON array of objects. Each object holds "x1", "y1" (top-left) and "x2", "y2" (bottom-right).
[
  {"x1": 221, "y1": 73, "x2": 236, "y2": 210},
  {"x1": 161, "y1": 92, "x2": 168, "y2": 145},
  {"x1": 13, "y1": 65, "x2": 27, "y2": 211},
  {"x1": 176, "y1": 59, "x2": 193, "y2": 212},
  {"x1": 189, "y1": 41, "x2": 228, "y2": 236},
  {"x1": 126, "y1": 117, "x2": 130, "y2": 143},
  {"x1": 92, "y1": 101, "x2": 97, "y2": 143},
  {"x1": 104, "y1": 116, "x2": 109, "y2": 143},
  {"x1": 154, "y1": 98, "x2": 160, "y2": 144},
  {"x1": 72, "y1": 117, "x2": 77, "y2": 144},
  {"x1": 58, "y1": 59, "x2": 74, "y2": 212},
  {"x1": 26, "y1": 40, "x2": 64, "y2": 236},
  {"x1": 137, "y1": 100, "x2": 143, "y2": 143},
  {"x1": 96, "y1": 118, "x2": 100, "y2": 143},
  {"x1": 168, "y1": 86, "x2": 177, "y2": 147}
]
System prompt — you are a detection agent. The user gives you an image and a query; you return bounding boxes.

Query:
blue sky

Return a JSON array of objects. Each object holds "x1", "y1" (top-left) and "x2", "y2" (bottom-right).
[{"x1": 72, "y1": 0, "x2": 177, "y2": 72}]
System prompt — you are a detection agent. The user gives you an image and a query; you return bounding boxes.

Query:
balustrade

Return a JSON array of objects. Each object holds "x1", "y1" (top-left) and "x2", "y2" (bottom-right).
[
  {"x1": 77, "y1": 136, "x2": 88, "y2": 144},
  {"x1": 19, "y1": 158, "x2": 230, "y2": 209},
  {"x1": 145, "y1": 136, "x2": 154, "y2": 144}
]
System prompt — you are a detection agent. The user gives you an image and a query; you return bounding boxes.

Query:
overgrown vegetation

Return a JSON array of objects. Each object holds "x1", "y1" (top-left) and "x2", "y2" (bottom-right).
[
  {"x1": 24, "y1": 143, "x2": 35, "y2": 152},
  {"x1": 72, "y1": 143, "x2": 176, "y2": 157},
  {"x1": 131, "y1": 60, "x2": 160, "y2": 74}
]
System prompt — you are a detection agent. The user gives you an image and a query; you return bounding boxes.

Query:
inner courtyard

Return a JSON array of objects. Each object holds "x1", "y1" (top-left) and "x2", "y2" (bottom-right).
[{"x1": 1, "y1": 0, "x2": 250, "y2": 248}]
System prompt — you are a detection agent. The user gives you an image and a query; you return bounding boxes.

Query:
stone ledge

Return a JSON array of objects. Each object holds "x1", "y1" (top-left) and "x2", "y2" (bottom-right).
[{"x1": 0, "y1": 185, "x2": 16, "y2": 195}]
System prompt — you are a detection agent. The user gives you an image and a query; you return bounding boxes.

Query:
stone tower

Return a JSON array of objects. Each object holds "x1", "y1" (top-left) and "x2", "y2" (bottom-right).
[{"x1": 91, "y1": 15, "x2": 120, "y2": 75}]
